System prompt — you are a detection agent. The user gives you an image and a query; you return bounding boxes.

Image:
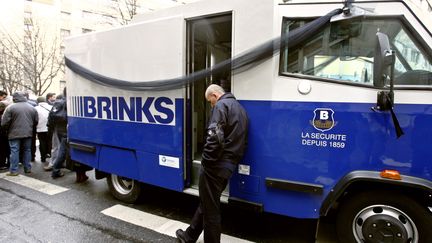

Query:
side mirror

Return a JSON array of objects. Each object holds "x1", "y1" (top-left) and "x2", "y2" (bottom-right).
[
  {"x1": 372, "y1": 32, "x2": 404, "y2": 138},
  {"x1": 373, "y1": 32, "x2": 395, "y2": 88},
  {"x1": 373, "y1": 32, "x2": 395, "y2": 111}
]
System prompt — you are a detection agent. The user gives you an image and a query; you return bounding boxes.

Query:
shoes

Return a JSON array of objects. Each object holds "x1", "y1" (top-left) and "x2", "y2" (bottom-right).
[
  {"x1": 44, "y1": 165, "x2": 53, "y2": 171},
  {"x1": 175, "y1": 229, "x2": 191, "y2": 243},
  {"x1": 51, "y1": 171, "x2": 64, "y2": 179},
  {"x1": 76, "y1": 172, "x2": 89, "y2": 183},
  {"x1": 24, "y1": 168, "x2": 31, "y2": 174},
  {"x1": 6, "y1": 172, "x2": 19, "y2": 176},
  {"x1": 0, "y1": 166, "x2": 8, "y2": 170}
]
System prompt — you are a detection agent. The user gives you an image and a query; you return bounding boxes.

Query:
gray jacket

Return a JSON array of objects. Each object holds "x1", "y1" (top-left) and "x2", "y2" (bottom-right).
[{"x1": 1, "y1": 92, "x2": 38, "y2": 139}]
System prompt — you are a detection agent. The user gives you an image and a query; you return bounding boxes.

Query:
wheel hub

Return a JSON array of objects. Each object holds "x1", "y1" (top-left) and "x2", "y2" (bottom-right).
[
  {"x1": 361, "y1": 214, "x2": 407, "y2": 243},
  {"x1": 112, "y1": 175, "x2": 134, "y2": 195},
  {"x1": 353, "y1": 205, "x2": 417, "y2": 243}
]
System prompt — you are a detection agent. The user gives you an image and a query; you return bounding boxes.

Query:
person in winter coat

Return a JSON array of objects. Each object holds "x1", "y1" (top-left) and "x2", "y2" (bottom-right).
[
  {"x1": 48, "y1": 88, "x2": 91, "y2": 182},
  {"x1": 1, "y1": 91, "x2": 38, "y2": 176},
  {"x1": 0, "y1": 100, "x2": 10, "y2": 170},
  {"x1": 25, "y1": 91, "x2": 37, "y2": 162},
  {"x1": 44, "y1": 94, "x2": 63, "y2": 171},
  {"x1": 48, "y1": 90, "x2": 68, "y2": 179},
  {"x1": 46, "y1": 92, "x2": 56, "y2": 105},
  {"x1": 176, "y1": 84, "x2": 249, "y2": 243},
  {"x1": 35, "y1": 96, "x2": 52, "y2": 163}
]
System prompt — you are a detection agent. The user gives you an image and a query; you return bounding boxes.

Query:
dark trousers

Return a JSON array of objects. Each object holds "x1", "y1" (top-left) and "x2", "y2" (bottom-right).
[
  {"x1": 37, "y1": 132, "x2": 49, "y2": 162},
  {"x1": 31, "y1": 131, "x2": 36, "y2": 160},
  {"x1": 0, "y1": 133, "x2": 9, "y2": 168},
  {"x1": 52, "y1": 134, "x2": 67, "y2": 176},
  {"x1": 185, "y1": 167, "x2": 231, "y2": 243},
  {"x1": 47, "y1": 129, "x2": 52, "y2": 156}
]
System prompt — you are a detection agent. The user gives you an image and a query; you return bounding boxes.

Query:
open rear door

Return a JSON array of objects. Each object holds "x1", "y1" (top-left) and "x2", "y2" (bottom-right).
[{"x1": 185, "y1": 14, "x2": 232, "y2": 193}]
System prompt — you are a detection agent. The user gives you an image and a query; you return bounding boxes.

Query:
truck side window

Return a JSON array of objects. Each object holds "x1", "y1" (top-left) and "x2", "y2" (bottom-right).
[{"x1": 280, "y1": 18, "x2": 432, "y2": 86}]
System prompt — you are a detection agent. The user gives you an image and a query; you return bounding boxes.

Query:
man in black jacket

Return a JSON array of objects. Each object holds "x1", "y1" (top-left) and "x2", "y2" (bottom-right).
[
  {"x1": 48, "y1": 88, "x2": 68, "y2": 179},
  {"x1": 176, "y1": 84, "x2": 248, "y2": 243}
]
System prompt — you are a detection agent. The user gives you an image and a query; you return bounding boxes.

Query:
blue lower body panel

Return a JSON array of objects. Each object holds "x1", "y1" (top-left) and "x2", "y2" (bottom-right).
[
  {"x1": 229, "y1": 100, "x2": 432, "y2": 219},
  {"x1": 68, "y1": 98, "x2": 185, "y2": 192},
  {"x1": 68, "y1": 98, "x2": 432, "y2": 219}
]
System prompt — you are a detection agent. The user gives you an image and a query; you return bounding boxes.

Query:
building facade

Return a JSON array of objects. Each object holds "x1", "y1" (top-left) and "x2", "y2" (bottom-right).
[{"x1": 0, "y1": 0, "x2": 197, "y2": 96}]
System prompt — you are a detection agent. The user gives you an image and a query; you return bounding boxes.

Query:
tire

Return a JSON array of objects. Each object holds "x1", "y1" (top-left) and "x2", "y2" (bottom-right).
[
  {"x1": 336, "y1": 191, "x2": 432, "y2": 243},
  {"x1": 107, "y1": 174, "x2": 141, "y2": 203}
]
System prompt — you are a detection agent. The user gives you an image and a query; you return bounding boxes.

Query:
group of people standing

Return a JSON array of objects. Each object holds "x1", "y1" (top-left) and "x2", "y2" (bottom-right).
[{"x1": 0, "y1": 89, "x2": 89, "y2": 183}]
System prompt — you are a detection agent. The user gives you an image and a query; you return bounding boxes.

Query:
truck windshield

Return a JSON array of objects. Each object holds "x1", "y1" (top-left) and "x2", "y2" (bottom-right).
[{"x1": 280, "y1": 18, "x2": 432, "y2": 86}]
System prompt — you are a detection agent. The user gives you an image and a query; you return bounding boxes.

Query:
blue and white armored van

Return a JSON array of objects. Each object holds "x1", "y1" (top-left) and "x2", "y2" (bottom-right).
[{"x1": 65, "y1": 0, "x2": 432, "y2": 242}]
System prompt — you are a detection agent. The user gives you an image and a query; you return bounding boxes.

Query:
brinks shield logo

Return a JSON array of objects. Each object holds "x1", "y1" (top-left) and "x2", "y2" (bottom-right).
[{"x1": 312, "y1": 108, "x2": 335, "y2": 132}]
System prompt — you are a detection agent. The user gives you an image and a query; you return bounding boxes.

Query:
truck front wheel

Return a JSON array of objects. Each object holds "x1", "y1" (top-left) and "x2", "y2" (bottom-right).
[
  {"x1": 336, "y1": 191, "x2": 432, "y2": 243},
  {"x1": 107, "y1": 174, "x2": 141, "y2": 203}
]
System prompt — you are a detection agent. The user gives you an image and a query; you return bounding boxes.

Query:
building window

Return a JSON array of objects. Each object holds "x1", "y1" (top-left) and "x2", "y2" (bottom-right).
[
  {"x1": 24, "y1": 11, "x2": 32, "y2": 25},
  {"x1": 60, "y1": 29, "x2": 71, "y2": 38},
  {"x1": 60, "y1": 46, "x2": 65, "y2": 55},
  {"x1": 102, "y1": 14, "x2": 116, "y2": 23},
  {"x1": 59, "y1": 80, "x2": 66, "y2": 92},
  {"x1": 61, "y1": 11, "x2": 71, "y2": 18},
  {"x1": 24, "y1": 23, "x2": 33, "y2": 31},
  {"x1": 82, "y1": 28, "x2": 93, "y2": 33},
  {"x1": 24, "y1": 11, "x2": 32, "y2": 18},
  {"x1": 82, "y1": 10, "x2": 97, "y2": 19}
]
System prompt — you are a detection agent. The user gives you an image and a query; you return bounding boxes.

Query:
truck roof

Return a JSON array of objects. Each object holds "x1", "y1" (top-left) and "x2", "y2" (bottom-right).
[{"x1": 131, "y1": 0, "x2": 431, "y2": 31}]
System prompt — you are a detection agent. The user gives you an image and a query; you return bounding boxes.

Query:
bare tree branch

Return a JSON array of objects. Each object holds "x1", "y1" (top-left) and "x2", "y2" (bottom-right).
[
  {"x1": 0, "y1": 18, "x2": 63, "y2": 96},
  {"x1": 0, "y1": 33, "x2": 26, "y2": 93},
  {"x1": 115, "y1": 0, "x2": 139, "y2": 25}
]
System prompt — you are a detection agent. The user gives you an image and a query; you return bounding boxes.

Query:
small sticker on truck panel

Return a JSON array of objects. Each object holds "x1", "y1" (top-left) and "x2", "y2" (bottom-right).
[{"x1": 159, "y1": 155, "x2": 179, "y2": 168}]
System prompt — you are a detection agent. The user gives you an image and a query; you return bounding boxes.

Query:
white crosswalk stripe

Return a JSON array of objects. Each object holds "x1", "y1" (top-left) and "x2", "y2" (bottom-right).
[
  {"x1": 1, "y1": 174, "x2": 252, "y2": 242},
  {"x1": 102, "y1": 204, "x2": 254, "y2": 243},
  {"x1": 0, "y1": 172, "x2": 69, "y2": 195}
]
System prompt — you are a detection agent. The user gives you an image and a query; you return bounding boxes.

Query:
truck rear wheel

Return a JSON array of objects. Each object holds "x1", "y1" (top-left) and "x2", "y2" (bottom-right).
[
  {"x1": 107, "y1": 174, "x2": 141, "y2": 203},
  {"x1": 336, "y1": 191, "x2": 432, "y2": 243}
]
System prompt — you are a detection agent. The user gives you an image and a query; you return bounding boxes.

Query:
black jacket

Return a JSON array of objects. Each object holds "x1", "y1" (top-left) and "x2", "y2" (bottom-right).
[
  {"x1": 202, "y1": 93, "x2": 248, "y2": 175},
  {"x1": 47, "y1": 98, "x2": 67, "y2": 136}
]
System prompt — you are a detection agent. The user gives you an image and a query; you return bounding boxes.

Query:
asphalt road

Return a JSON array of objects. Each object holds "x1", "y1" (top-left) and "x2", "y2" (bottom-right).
[{"x1": 0, "y1": 159, "x2": 337, "y2": 243}]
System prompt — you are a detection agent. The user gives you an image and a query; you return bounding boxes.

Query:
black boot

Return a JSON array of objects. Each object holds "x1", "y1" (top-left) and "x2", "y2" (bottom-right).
[{"x1": 175, "y1": 229, "x2": 195, "y2": 243}]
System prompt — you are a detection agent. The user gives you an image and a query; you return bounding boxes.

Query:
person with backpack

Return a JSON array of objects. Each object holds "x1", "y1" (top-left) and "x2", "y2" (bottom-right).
[{"x1": 35, "y1": 96, "x2": 52, "y2": 163}]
